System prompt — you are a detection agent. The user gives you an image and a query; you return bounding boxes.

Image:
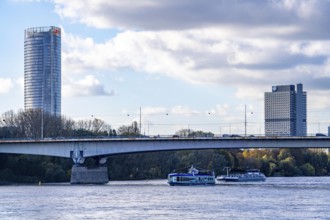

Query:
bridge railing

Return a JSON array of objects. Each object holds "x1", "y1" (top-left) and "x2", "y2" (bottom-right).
[{"x1": 0, "y1": 133, "x2": 329, "y2": 142}]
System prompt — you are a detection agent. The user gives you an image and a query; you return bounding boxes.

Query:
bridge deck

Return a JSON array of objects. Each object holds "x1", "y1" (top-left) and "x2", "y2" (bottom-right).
[{"x1": 0, "y1": 136, "x2": 329, "y2": 158}]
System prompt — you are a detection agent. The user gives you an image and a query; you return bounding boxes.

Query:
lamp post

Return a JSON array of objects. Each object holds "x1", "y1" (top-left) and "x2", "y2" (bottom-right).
[
  {"x1": 244, "y1": 105, "x2": 253, "y2": 136},
  {"x1": 245, "y1": 105, "x2": 247, "y2": 136},
  {"x1": 139, "y1": 107, "x2": 142, "y2": 137}
]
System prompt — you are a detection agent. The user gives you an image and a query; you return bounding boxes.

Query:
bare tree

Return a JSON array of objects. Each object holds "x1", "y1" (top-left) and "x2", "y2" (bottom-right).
[
  {"x1": 0, "y1": 109, "x2": 113, "y2": 138},
  {"x1": 92, "y1": 118, "x2": 105, "y2": 133},
  {"x1": 175, "y1": 128, "x2": 192, "y2": 137},
  {"x1": 117, "y1": 121, "x2": 140, "y2": 137}
]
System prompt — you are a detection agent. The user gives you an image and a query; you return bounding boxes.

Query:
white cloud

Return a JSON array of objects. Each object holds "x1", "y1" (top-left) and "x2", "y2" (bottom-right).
[
  {"x1": 170, "y1": 105, "x2": 200, "y2": 116},
  {"x1": 11, "y1": 0, "x2": 46, "y2": 2},
  {"x1": 289, "y1": 41, "x2": 330, "y2": 57},
  {"x1": 0, "y1": 78, "x2": 13, "y2": 94},
  {"x1": 141, "y1": 106, "x2": 167, "y2": 116},
  {"x1": 131, "y1": 105, "x2": 232, "y2": 118},
  {"x1": 114, "y1": 76, "x2": 125, "y2": 82},
  {"x1": 308, "y1": 90, "x2": 330, "y2": 110},
  {"x1": 53, "y1": 0, "x2": 330, "y2": 38},
  {"x1": 235, "y1": 87, "x2": 266, "y2": 101},
  {"x1": 16, "y1": 77, "x2": 24, "y2": 89},
  {"x1": 55, "y1": 0, "x2": 330, "y2": 112},
  {"x1": 63, "y1": 75, "x2": 115, "y2": 97},
  {"x1": 274, "y1": 0, "x2": 320, "y2": 19},
  {"x1": 207, "y1": 104, "x2": 229, "y2": 117},
  {"x1": 62, "y1": 30, "x2": 330, "y2": 89}
]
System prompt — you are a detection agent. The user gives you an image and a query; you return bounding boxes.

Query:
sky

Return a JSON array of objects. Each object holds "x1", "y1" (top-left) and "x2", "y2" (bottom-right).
[{"x1": 1, "y1": 0, "x2": 330, "y2": 136}]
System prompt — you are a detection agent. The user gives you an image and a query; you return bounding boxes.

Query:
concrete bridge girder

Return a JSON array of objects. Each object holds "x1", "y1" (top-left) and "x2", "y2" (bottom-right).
[{"x1": 0, "y1": 137, "x2": 330, "y2": 159}]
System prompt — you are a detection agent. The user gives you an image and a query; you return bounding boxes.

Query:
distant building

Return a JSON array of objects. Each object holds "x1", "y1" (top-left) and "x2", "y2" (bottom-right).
[
  {"x1": 24, "y1": 26, "x2": 61, "y2": 116},
  {"x1": 328, "y1": 126, "x2": 330, "y2": 136},
  {"x1": 264, "y1": 83, "x2": 307, "y2": 136}
]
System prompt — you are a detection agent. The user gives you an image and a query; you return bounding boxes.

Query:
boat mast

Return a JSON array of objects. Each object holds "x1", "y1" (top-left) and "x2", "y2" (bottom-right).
[{"x1": 223, "y1": 167, "x2": 231, "y2": 176}]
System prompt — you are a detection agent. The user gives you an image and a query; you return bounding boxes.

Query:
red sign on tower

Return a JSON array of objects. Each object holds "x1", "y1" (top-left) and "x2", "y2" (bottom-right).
[{"x1": 53, "y1": 28, "x2": 60, "y2": 36}]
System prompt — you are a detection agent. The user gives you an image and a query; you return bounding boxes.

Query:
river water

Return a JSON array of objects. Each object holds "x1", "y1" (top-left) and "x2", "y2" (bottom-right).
[{"x1": 0, "y1": 177, "x2": 329, "y2": 220}]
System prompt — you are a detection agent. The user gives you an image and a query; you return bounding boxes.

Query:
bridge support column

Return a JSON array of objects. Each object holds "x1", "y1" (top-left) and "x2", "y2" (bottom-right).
[
  {"x1": 70, "y1": 144, "x2": 109, "y2": 184},
  {"x1": 70, "y1": 165, "x2": 109, "y2": 184}
]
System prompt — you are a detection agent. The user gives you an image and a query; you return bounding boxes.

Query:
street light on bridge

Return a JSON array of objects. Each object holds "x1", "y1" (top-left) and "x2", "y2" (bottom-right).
[{"x1": 245, "y1": 105, "x2": 253, "y2": 137}]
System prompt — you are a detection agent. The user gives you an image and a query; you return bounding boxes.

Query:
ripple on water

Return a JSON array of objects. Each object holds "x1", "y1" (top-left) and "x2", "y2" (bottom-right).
[{"x1": 0, "y1": 177, "x2": 329, "y2": 219}]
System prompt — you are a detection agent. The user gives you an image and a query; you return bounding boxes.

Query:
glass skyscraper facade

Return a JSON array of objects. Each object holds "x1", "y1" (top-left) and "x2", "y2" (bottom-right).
[
  {"x1": 24, "y1": 26, "x2": 61, "y2": 117},
  {"x1": 264, "y1": 84, "x2": 307, "y2": 136}
]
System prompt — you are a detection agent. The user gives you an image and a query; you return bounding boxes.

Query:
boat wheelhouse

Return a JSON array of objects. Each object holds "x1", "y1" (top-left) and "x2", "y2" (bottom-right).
[{"x1": 167, "y1": 165, "x2": 215, "y2": 186}]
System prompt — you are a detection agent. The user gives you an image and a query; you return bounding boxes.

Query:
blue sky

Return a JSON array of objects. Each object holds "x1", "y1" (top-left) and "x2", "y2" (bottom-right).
[{"x1": 1, "y1": 0, "x2": 330, "y2": 135}]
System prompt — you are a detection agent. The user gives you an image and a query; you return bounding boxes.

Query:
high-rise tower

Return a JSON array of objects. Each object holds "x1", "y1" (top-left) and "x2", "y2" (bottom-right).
[
  {"x1": 24, "y1": 26, "x2": 61, "y2": 116},
  {"x1": 264, "y1": 83, "x2": 307, "y2": 136}
]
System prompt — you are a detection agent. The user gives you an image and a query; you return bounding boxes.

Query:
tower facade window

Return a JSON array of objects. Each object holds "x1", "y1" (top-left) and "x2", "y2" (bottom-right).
[
  {"x1": 24, "y1": 26, "x2": 61, "y2": 117},
  {"x1": 264, "y1": 84, "x2": 307, "y2": 136}
]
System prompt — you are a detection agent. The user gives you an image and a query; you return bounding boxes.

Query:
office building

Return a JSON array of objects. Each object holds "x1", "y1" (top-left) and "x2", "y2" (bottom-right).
[
  {"x1": 24, "y1": 26, "x2": 61, "y2": 116},
  {"x1": 264, "y1": 83, "x2": 307, "y2": 136}
]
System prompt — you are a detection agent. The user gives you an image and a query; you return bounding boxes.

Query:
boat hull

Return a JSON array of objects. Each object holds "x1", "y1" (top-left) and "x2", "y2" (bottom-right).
[
  {"x1": 168, "y1": 174, "x2": 215, "y2": 186},
  {"x1": 217, "y1": 176, "x2": 266, "y2": 182},
  {"x1": 168, "y1": 181, "x2": 215, "y2": 186},
  {"x1": 217, "y1": 170, "x2": 266, "y2": 182}
]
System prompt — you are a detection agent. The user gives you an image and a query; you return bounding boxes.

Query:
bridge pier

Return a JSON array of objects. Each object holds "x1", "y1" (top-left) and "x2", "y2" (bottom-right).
[
  {"x1": 70, "y1": 145, "x2": 109, "y2": 184},
  {"x1": 70, "y1": 165, "x2": 109, "y2": 184}
]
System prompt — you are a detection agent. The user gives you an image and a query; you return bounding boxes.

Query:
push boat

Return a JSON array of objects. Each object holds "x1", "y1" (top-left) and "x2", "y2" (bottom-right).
[
  {"x1": 217, "y1": 167, "x2": 266, "y2": 182},
  {"x1": 167, "y1": 165, "x2": 216, "y2": 186}
]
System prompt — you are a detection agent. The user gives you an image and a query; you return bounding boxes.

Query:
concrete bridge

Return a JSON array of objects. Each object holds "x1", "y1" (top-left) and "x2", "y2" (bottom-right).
[{"x1": 0, "y1": 136, "x2": 329, "y2": 184}]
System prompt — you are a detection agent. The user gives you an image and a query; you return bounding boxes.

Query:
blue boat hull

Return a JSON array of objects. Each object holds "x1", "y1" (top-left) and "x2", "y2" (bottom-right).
[
  {"x1": 168, "y1": 174, "x2": 215, "y2": 186},
  {"x1": 168, "y1": 181, "x2": 215, "y2": 186}
]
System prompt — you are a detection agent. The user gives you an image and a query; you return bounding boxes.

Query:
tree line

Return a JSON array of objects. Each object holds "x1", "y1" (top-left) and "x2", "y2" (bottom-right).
[{"x1": 0, "y1": 109, "x2": 329, "y2": 183}]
